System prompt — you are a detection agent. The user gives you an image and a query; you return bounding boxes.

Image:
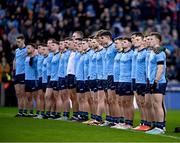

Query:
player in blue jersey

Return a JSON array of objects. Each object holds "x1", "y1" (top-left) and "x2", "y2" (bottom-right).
[
  {"x1": 132, "y1": 33, "x2": 151, "y2": 131},
  {"x1": 36, "y1": 44, "x2": 49, "y2": 119},
  {"x1": 57, "y1": 39, "x2": 71, "y2": 120},
  {"x1": 118, "y1": 37, "x2": 134, "y2": 129},
  {"x1": 111, "y1": 37, "x2": 125, "y2": 129},
  {"x1": 33, "y1": 44, "x2": 44, "y2": 118},
  {"x1": 146, "y1": 32, "x2": 167, "y2": 134},
  {"x1": 67, "y1": 31, "x2": 84, "y2": 120},
  {"x1": 24, "y1": 43, "x2": 38, "y2": 117},
  {"x1": 14, "y1": 34, "x2": 27, "y2": 117},
  {"x1": 44, "y1": 39, "x2": 56, "y2": 119},
  {"x1": 98, "y1": 30, "x2": 117, "y2": 126}
]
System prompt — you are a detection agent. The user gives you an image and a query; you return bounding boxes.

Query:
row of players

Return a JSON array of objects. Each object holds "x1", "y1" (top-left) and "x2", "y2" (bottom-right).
[{"x1": 14, "y1": 30, "x2": 167, "y2": 135}]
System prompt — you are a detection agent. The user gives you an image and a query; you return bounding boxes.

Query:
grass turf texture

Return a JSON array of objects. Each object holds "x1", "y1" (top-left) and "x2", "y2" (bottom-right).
[{"x1": 0, "y1": 107, "x2": 180, "y2": 142}]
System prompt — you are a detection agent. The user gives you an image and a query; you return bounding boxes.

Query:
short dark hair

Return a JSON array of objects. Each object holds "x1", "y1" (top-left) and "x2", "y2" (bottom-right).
[
  {"x1": 51, "y1": 39, "x2": 59, "y2": 45},
  {"x1": 73, "y1": 31, "x2": 84, "y2": 39},
  {"x1": 95, "y1": 29, "x2": 106, "y2": 38},
  {"x1": 131, "y1": 32, "x2": 144, "y2": 38},
  {"x1": 16, "y1": 34, "x2": 25, "y2": 40},
  {"x1": 114, "y1": 36, "x2": 124, "y2": 41},
  {"x1": 123, "y1": 37, "x2": 131, "y2": 42},
  {"x1": 74, "y1": 38, "x2": 83, "y2": 41},
  {"x1": 38, "y1": 43, "x2": 47, "y2": 47},
  {"x1": 150, "y1": 32, "x2": 162, "y2": 42},
  {"x1": 27, "y1": 43, "x2": 36, "y2": 49},
  {"x1": 99, "y1": 30, "x2": 112, "y2": 38}
]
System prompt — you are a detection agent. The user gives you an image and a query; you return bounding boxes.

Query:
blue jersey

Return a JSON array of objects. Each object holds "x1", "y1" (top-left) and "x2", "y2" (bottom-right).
[
  {"x1": 15, "y1": 47, "x2": 27, "y2": 75},
  {"x1": 47, "y1": 52, "x2": 53, "y2": 76},
  {"x1": 96, "y1": 48, "x2": 106, "y2": 80},
  {"x1": 84, "y1": 49, "x2": 94, "y2": 80},
  {"x1": 131, "y1": 49, "x2": 138, "y2": 79},
  {"x1": 76, "y1": 53, "x2": 84, "y2": 80},
  {"x1": 119, "y1": 49, "x2": 133, "y2": 82},
  {"x1": 104, "y1": 43, "x2": 117, "y2": 77},
  {"x1": 148, "y1": 51, "x2": 166, "y2": 84},
  {"x1": 58, "y1": 50, "x2": 71, "y2": 78},
  {"x1": 25, "y1": 56, "x2": 38, "y2": 80},
  {"x1": 89, "y1": 51, "x2": 97, "y2": 80},
  {"x1": 113, "y1": 51, "x2": 122, "y2": 82},
  {"x1": 50, "y1": 52, "x2": 60, "y2": 81},
  {"x1": 74, "y1": 51, "x2": 81, "y2": 75},
  {"x1": 135, "y1": 48, "x2": 147, "y2": 84},
  {"x1": 37, "y1": 54, "x2": 44, "y2": 78},
  {"x1": 42, "y1": 56, "x2": 48, "y2": 83}
]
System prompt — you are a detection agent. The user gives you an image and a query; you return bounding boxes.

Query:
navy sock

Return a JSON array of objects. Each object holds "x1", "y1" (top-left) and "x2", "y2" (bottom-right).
[
  {"x1": 79, "y1": 111, "x2": 83, "y2": 118},
  {"x1": 119, "y1": 117, "x2": 125, "y2": 123},
  {"x1": 152, "y1": 121, "x2": 156, "y2": 127},
  {"x1": 30, "y1": 110, "x2": 33, "y2": 114},
  {"x1": 146, "y1": 121, "x2": 152, "y2": 127},
  {"x1": 114, "y1": 117, "x2": 120, "y2": 123},
  {"x1": 52, "y1": 112, "x2": 56, "y2": 116},
  {"x1": 23, "y1": 109, "x2": 27, "y2": 114},
  {"x1": 83, "y1": 112, "x2": 88, "y2": 120},
  {"x1": 125, "y1": 119, "x2": 133, "y2": 126},
  {"x1": 96, "y1": 115, "x2": 102, "y2": 122},
  {"x1": 91, "y1": 114, "x2": 94, "y2": 119},
  {"x1": 56, "y1": 112, "x2": 61, "y2": 118},
  {"x1": 46, "y1": 111, "x2": 50, "y2": 116},
  {"x1": 140, "y1": 120, "x2": 145, "y2": 125},
  {"x1": 73, "y1": 112, "x2": 78, "y2": 117},
  {"x1": 63, "y1": 112, "x2": 70, "y2": 118},
  {"x1": 19, "y1": 109, "x2": 23, "y2": 114},
  {"x1": 41, "y1": 111, "x2": 45, "y2": 116},
  {"x1": 157, "y1": 122, "x2": 164, "y2": 129},
  {"x1": 36, "y1": 110, "x2": 40, "y2": 115},
  {"x1": 105, "y1": 115, "x2": 111, "y2": 122}
]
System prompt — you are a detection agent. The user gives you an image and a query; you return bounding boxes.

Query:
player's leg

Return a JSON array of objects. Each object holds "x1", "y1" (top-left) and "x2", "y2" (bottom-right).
[
  {"x1": 83, "y1": 82, "x2": 90, "y2": 121},
  {"x1": 44, "y1": 87, "x2": 53, "y2": 118}
]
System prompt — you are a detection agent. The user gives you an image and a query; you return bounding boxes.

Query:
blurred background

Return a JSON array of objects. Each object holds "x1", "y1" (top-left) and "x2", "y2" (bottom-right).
[{"x1": 0, "y1": 0, "x2": 179, "y2": 109}]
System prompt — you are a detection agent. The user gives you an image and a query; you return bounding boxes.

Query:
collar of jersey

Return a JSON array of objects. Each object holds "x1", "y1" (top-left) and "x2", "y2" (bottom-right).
[
  {"x1": 104, "y1": 42, "x2": 113, "y2": 48},
  {"x1": 19, "y1": 47, "x2": 26, "y2": 50},
  {"x1": 123, "y1": 48, "x2": 131, "y2": 53},
  {"x1": 54, "y1": 51, "x2": 59, "y2": 55},
  {"x1": 138, "y1": 47, "x2": 147, "y2": 52}
]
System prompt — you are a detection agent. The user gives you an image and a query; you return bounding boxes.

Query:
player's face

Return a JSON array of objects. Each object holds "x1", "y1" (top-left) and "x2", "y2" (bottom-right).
[
  {"x1": 82, "y1": 41, "x2": 88, "y2": 51},
  {"x1": 51, "y1": 43, "x2": 59, "y2": 52},
  {"x1": 64, "y1": 40, "x2": 69, "y2": 48},
  {"x1": 72, "y1": 32, "x2": 81, "y2": 41},
  {"x1": 68, "y1": 40, "x2": 74, "y2": 50},
  {"x1": 27, "y1": 45, "x2": 34, "y2": 54},
  {"x1": 91, "y1": 39, "x2": 98, "y2": 49},
  {"x1": 47, "y1": 40, "x2": 52, "y2": 51},
  {"x1": 131, "y1": 35, "x2": 136, "y2": 45},
  {"x1": 122, "y1": 40, "x2": 131, "y2": 49},
  {"x1": 115, "y1": 40, "x2": 123, "y2": 50},
  {"x1": 87, "y1": 38, "x2": 93, "y2": 48},
  {"x1": 42, "y1": 46, "x2": 48, "y2": 56},
  {"x1": 73, "y1": 40, "x2": 80, "y2": 51},
  {"x1": 16, "y1": 39, "x2": 24, "y2": 48},
  {"x1": 149, "y1": 35, "x2": 157, "y2": 47},
  {"x1": 77, "y1": 41, "x2": 82, "y2": 52},
  {"x1": 134, "y1": 36, "x2": 143, "y2": 47},
  {"x1": 38, "y1": 46, "x2": 43, "y2": 54},
  {"x1": 99, "y1": 36, "x2": 108, "y2": 45}
]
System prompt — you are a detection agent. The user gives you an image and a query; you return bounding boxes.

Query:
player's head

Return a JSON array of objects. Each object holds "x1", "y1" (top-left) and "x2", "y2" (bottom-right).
[
  {"x1": 27, "y1": 43, "x2": 36, "y2": 55},
  {"x1": 77, "y1": 40, "x2": 83, "y2": 52},
  {"x1": 37, "y1": 44, "x2": 44, "y2": 55},
  {"x1": 114, "y1": 37, "x2": 123, "y2": 51},
  {"x1": 72, "y1": 31, "x2": 84, "y2": 41},
  {"x1": 122, "y1": 37, "x2": 132, "y2": 49},
  {"x1": 95, "y1": 30, "x2": 106, "y2": 46},
  {"x1": 47, "y1": 38, "x2": 54, "y2": 51},
  {"x1": 82, "y1": 38, "x2": 89, "y2": 52},
  {"x1": 143, "y1": 34, "x2": 151, "y2": 47},
  {"x1": 87, "y1": 34, "x2": 94, "y2": 48},
  {"x1": 59, "y1": 40, "x2": 65, "y2": 51},
  {"x1": 91, "y1": 38, "x2": 99, "y2": 50},
  {"x1": 64, "y1": 37, "x2": 71, "y2": 49},
  {"x1": 16, "y1": 34, "x2": 25, "y2": 48},
  {"x1": 41, "y1": 44, "x2": 49, "y2": 56},
  {"x1": 150, "y1": 32, "x2": 162, "y2": 47},
  {"x1": 51, "y1": 39, "x2": 59, "y2": 53},
  {"x1": 98, "y1": 30, "x2": 112, "y2": 46},
  {"x1": 74, "y1": 38, "x2": 82, "y2": 51},
  {"x1": 131, "y1": 32, "x2": 144, "y2": 47}
]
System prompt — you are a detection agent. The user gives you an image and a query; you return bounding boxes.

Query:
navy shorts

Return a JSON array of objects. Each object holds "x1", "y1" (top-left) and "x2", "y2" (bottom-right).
[
  {"x1": 76, "y1": 80, "x2": 85, "y2": 93},
  {"x1": 25, "y1": 80, "x2": 38, "y2": 92},
  {"x1": 47, "y1": 81, "x2": 58, "y2": 91},
  {"x1": 107, "y1": 75, "x2": 115, "y2": 90},
  {"x1": 118, "y1": 82, "x2": 133, "y2": 96},
  {"x1": 97, "y1": 79, "x2": 107, "y2": 91},
  {"x1": 67, "y1": 74, "x2": 76, "y2": 89},
  {"x1": 88, "y1": 79, "x2": 98, "y2": 92},
  {"x1": 58, "y1": 77, "x2": 67, "y2": 90},
  {"x1": 151, "y1": 83, "x2": 167, "y2": 95},
  {"x1": 42, "y1": 83, "x2": 47, "y2": 92},
  {"x1": 47, "y1": 76, "x2": 51, "y2": 85},
  {"x1": 84, "y1": 80, "x2": 90, "y2": 92},
  {"x1": 14, "y1": 74, "x2": 25, "y2": 84},
  {"x1": 38, "y1": 77, "x2": 42, "y2": 90},
  {"x1": 114, "y1": 82, "x2": 119, "y2": 95},
  {"x1": 136, "y1": 83, "x2": 146, "y2": 96}
]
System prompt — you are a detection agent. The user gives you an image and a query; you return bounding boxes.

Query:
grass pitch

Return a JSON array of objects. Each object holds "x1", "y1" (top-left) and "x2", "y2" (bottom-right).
[{"x1": 0, "y1": 107, "x2": 180, "y2": 142}]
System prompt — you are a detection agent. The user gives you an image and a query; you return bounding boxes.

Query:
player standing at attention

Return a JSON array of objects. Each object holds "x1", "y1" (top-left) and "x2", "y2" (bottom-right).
[
  {"x1": 67, "y1": 31, "x2": 83, "y2": 120},
  {"x1": 24, "y1": 43, "x2": 38, "y2": 117},
  {"x1": 118, "y1": 37, "x2": 134, "y2": 129},
  {"x1": 14, "y1": 34, "x2": 27, "y2": 117},
  {"x1": 57, "y1": 39, "x2": 71, "y2": 120},
  {"x1": 34, "y1": 44, "x2": 44, "y2": 117},
  {"x1": 146, "y1": 32, "x2": 167, "y2": 134},
  {"x1": 98, "y1": 30, "x2": 117, "y2": 126},
  {"x1": 37, "y1": 44, "x2": 49, "y2": 119},
  {"x1": 111, "y1": 37, "x2": 125, "y2": 129}
]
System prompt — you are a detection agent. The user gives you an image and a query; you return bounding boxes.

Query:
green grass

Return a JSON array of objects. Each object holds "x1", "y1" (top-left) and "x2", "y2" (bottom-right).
[{"x1": 0, "y1": 107, "x2": 180, "y2": 142}]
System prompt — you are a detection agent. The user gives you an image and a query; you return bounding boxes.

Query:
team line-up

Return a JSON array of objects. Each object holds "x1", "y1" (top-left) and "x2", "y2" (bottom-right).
[{"x1": 14, "y1": 30, "x2": 167, "y2": 135}]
